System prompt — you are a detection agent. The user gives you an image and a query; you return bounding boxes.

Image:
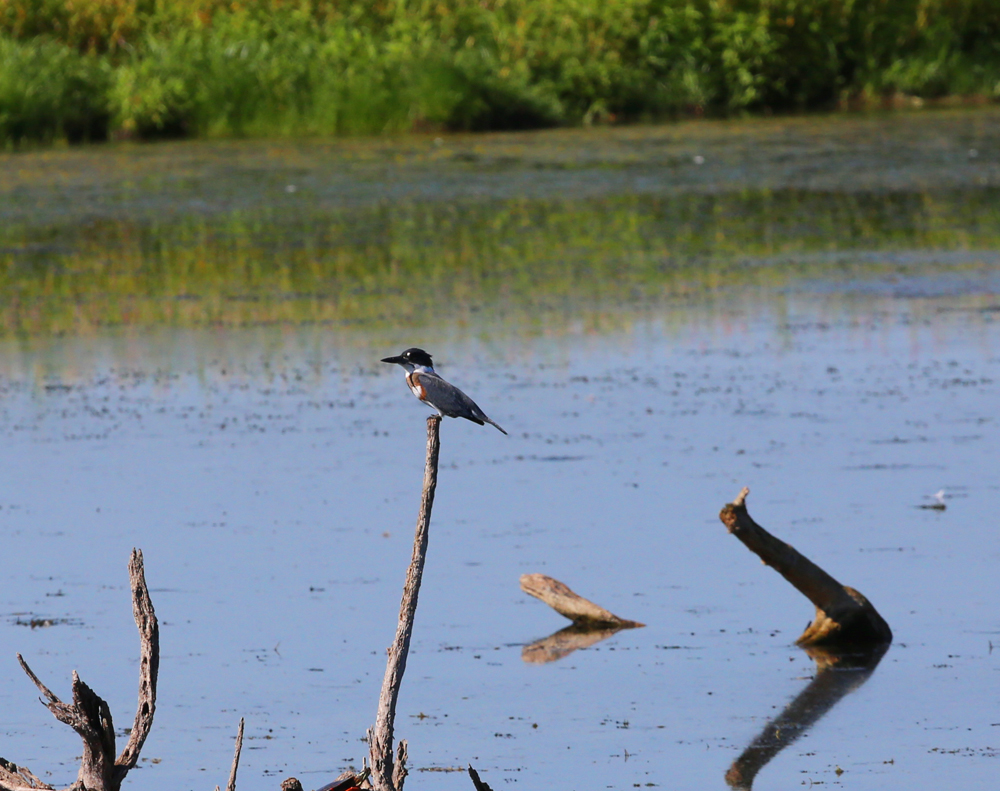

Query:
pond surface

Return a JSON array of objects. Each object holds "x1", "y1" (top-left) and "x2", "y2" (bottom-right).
[{"x1": 1, "y1": 110, "x2": 998, "y2": 791}]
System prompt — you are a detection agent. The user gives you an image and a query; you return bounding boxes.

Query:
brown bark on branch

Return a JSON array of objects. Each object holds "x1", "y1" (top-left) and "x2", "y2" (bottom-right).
[
  {"x1": 0, "y1": 759, "x2": 52, "y2": 791},
  {"x1": 0, "y1": 549, "x2": 159, "y2": 791},
  {"x1": 718, "y1": 488, "x2": 891, "y2": 646},
  {"x1": 369, "y1": 415, "x2": 441, "y2": 791},
  {"x1": 223, "y1": 718, "x2": 244, "y2": 791},
  {"x1": 520, "y1": 574, "x2": 644, "y2": 628}
]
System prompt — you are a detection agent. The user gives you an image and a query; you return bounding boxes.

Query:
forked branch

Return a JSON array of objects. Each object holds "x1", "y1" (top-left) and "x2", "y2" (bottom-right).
[{"x1": 0, "y1": 549, "x2": 159, "y2": 791}]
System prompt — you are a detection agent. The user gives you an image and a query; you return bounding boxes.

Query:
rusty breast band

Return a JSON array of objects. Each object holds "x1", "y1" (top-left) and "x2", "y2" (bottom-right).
[{"x1": 406, "y1": 371, "x2": 428, "y2": 401}]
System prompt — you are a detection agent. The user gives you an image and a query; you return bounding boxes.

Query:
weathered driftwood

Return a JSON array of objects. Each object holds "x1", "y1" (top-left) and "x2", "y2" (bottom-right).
[
  {"x1": 521, "y1": 623, "x2": 630, "y2": 664},
  {"x1": 520, "y1": 574, "x2": 644, "y2": 628},
  {"x1": 368, "y1": 415, "x2": 441, "y2": 791},
  {"x1": 725, "y1": 643, "x2": 888, "y2": 790},
  {"x1": 0, "y1": 549, "x2": 158, "y2": 791},
  {"x1": 718, "y1": 488, "x2": 891, "y2": 646}
]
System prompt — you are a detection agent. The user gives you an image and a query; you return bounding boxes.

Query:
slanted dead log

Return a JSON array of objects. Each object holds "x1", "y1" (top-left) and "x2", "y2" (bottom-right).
[
  {"x1": 0, "y1": 549, "x2": 158, "y2": 791},
  {"x1": 369, "y1": 415, "x2": 441, "y2": 791},
  {"x1": 520, "y1": 574, "x2": 644, "y2": 628},
  {"x1": 718, "y1": 488, "x2": 891, "y2": 646},
  {"x1": 725, "y1": 643, "x2": 888, "y2": 790}
]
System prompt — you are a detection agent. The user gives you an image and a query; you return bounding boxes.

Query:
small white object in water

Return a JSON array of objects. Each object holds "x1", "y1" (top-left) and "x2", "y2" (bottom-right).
[
  {"x1": 693, "y1": 155, "x2": 705, "y2": 165},
  {"x1": 918, "y1": 489, "x2": 946, "y2": 510},
  {"x1": 285, "y1": 184, "x2": 297, "y2": 193}
]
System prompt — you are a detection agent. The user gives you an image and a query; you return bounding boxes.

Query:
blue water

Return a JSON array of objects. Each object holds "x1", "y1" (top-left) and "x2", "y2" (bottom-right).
[{"x1": 1, "y1": 284, "x2": 997, "y2": 790}]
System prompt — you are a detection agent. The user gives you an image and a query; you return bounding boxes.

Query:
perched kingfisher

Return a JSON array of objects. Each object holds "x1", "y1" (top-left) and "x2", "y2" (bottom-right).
[{"x1": 381, "y1": 347, "x2": 507, "y2": 434}]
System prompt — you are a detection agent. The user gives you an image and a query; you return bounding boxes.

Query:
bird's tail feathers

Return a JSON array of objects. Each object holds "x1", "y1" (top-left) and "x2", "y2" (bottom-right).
[{"x1": 484, "y1": 416, "x2": 508, "y2": 435}]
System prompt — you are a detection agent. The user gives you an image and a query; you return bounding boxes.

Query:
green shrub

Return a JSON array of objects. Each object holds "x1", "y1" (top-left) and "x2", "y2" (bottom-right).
[
  {"x1": 0, "y1": 35, "x2": 110, "y2": 144},
  {"x1": 3, "y1": 0, "x2": 1000, "y2": 145}
]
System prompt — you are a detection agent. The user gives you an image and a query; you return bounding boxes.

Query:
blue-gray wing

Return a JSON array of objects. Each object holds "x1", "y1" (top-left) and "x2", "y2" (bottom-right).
[{"x1": 420, "y1": 373, "x2": 507, "y2": 434}]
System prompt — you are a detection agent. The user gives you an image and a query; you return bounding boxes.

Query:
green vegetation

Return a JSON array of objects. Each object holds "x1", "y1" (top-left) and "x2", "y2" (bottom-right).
[
  {"x1": 3, "y1": 186, "x2": 999, "y2": 337},
  {"x1": 1, "y1": 0, "x2": 999, "y2": 145}
]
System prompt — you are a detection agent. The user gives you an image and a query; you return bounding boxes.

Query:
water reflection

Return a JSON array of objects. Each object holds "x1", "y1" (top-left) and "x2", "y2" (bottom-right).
[
  {"x1": 725, "y1": 644, "x2": 890, "y2": 790},
  {"x1": 521, "y1": 623, "x2": 636, "y2": 664}
]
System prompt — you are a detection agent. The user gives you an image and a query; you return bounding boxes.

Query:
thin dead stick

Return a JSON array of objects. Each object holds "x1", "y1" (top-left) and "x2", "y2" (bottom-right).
[
  {"x1": 718, "y1": 487, "x2": 892, "y2": 646},
  {"x1": 520, "y1": 574, "x2": 644, "y2": 628},
  {"x1": 114, "y1": 549, "x2": 159, "y2": 778},
  {"x1": 226, "y1": 718, "x2": 244, "y2": 791},
  {"x1": 1, "y1": 549, "x2": 159, "y2": 791},
  {"x1": 369, "y1": 415, "x2": 441, "y2": 791}
]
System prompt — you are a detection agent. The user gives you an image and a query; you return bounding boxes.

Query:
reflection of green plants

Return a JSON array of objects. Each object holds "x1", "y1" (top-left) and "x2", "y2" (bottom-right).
[{"x1": 2, "y1": 188, "x2": 998, "y2": 337}]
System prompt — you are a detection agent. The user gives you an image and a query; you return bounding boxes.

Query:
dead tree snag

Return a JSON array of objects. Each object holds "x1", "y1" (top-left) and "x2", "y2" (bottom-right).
[
  {"x1": 0, "y1": 549, "x2": 159, "y2": 791},
  {"x1": 369, "y1": 415, "x2": 441, "y2": 791},
  {"x1": 718, "y1": 488, "x2": 891, "y2": 646}
]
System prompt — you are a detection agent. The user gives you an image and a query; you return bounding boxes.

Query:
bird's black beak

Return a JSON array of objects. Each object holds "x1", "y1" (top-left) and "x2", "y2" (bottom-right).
[{"x1": 381, "y1": 356, "x2": 405, "y2": 365}]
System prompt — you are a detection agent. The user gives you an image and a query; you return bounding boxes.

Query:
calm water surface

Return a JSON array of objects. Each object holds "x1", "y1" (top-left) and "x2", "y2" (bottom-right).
[{"x1": 1, "y1": 111, "x2": 998, "y2": 790}]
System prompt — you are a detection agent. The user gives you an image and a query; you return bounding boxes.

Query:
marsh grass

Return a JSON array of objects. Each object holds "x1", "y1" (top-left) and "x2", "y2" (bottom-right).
[{"x1": 1, "y1": 0, "x2": 999, "y2": 144}]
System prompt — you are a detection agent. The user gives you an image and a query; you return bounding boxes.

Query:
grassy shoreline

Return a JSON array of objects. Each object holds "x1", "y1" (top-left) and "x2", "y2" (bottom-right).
[{"x1": 1, "y1": 0, "x2": 999, "y2": 146}]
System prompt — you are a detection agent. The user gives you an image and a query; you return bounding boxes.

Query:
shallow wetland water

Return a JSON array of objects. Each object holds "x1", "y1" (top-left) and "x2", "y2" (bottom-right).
[{"x1": 1, "y1": 110, "x2": 999, "y2": 790}]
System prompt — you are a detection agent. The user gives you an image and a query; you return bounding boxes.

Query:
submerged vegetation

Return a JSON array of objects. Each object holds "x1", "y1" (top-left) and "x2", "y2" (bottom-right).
[
  {"x1": 3, "y1": 186, "x2": 999, "y2": 336},
  {"x1": 1, "y1": 0, "x2": 999, "y2": 145}
]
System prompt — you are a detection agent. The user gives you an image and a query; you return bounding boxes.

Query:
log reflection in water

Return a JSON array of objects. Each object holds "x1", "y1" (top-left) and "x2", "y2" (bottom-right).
[
  {"x1": 725, "y1": 643, "x2": 889, "y2": 790},
  {"x1": 521, "y1": 623, "x2": 632, "y2": 664}
]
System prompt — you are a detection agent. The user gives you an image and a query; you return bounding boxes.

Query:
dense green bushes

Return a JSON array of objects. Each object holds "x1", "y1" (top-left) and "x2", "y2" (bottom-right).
[{"x1": 1, "y1": 0, "x2": 999, "y2": 144}]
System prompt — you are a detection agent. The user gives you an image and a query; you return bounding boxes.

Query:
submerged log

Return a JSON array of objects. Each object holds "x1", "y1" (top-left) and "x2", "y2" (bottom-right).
[
  {"x1": 369, "y1": 415, "x2": 441, "y2": 791},
  {"x1": 520, "y1": 574, "x2": 644, "y2": 628},
  {"x1": 718, "y1": 488, "x2": 891, "y2": 646},
  {"x1": 0, "y1": 549, "x2": 159, "y2": 791}
]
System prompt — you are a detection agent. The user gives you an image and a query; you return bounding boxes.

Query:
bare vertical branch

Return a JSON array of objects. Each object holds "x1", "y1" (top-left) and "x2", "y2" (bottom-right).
[
  {"x1": 370, "y1": 415, "x2": 441, "y2": 791},
  {"x1": 391, "y1": 740, "x2": 408, "y2": 791},
  {"x1": 114, "y1": 549, "x2": 159, "y2": 777},
  {"x1": 226, "y1": 718, "x2": 244, "y2": 791}
]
